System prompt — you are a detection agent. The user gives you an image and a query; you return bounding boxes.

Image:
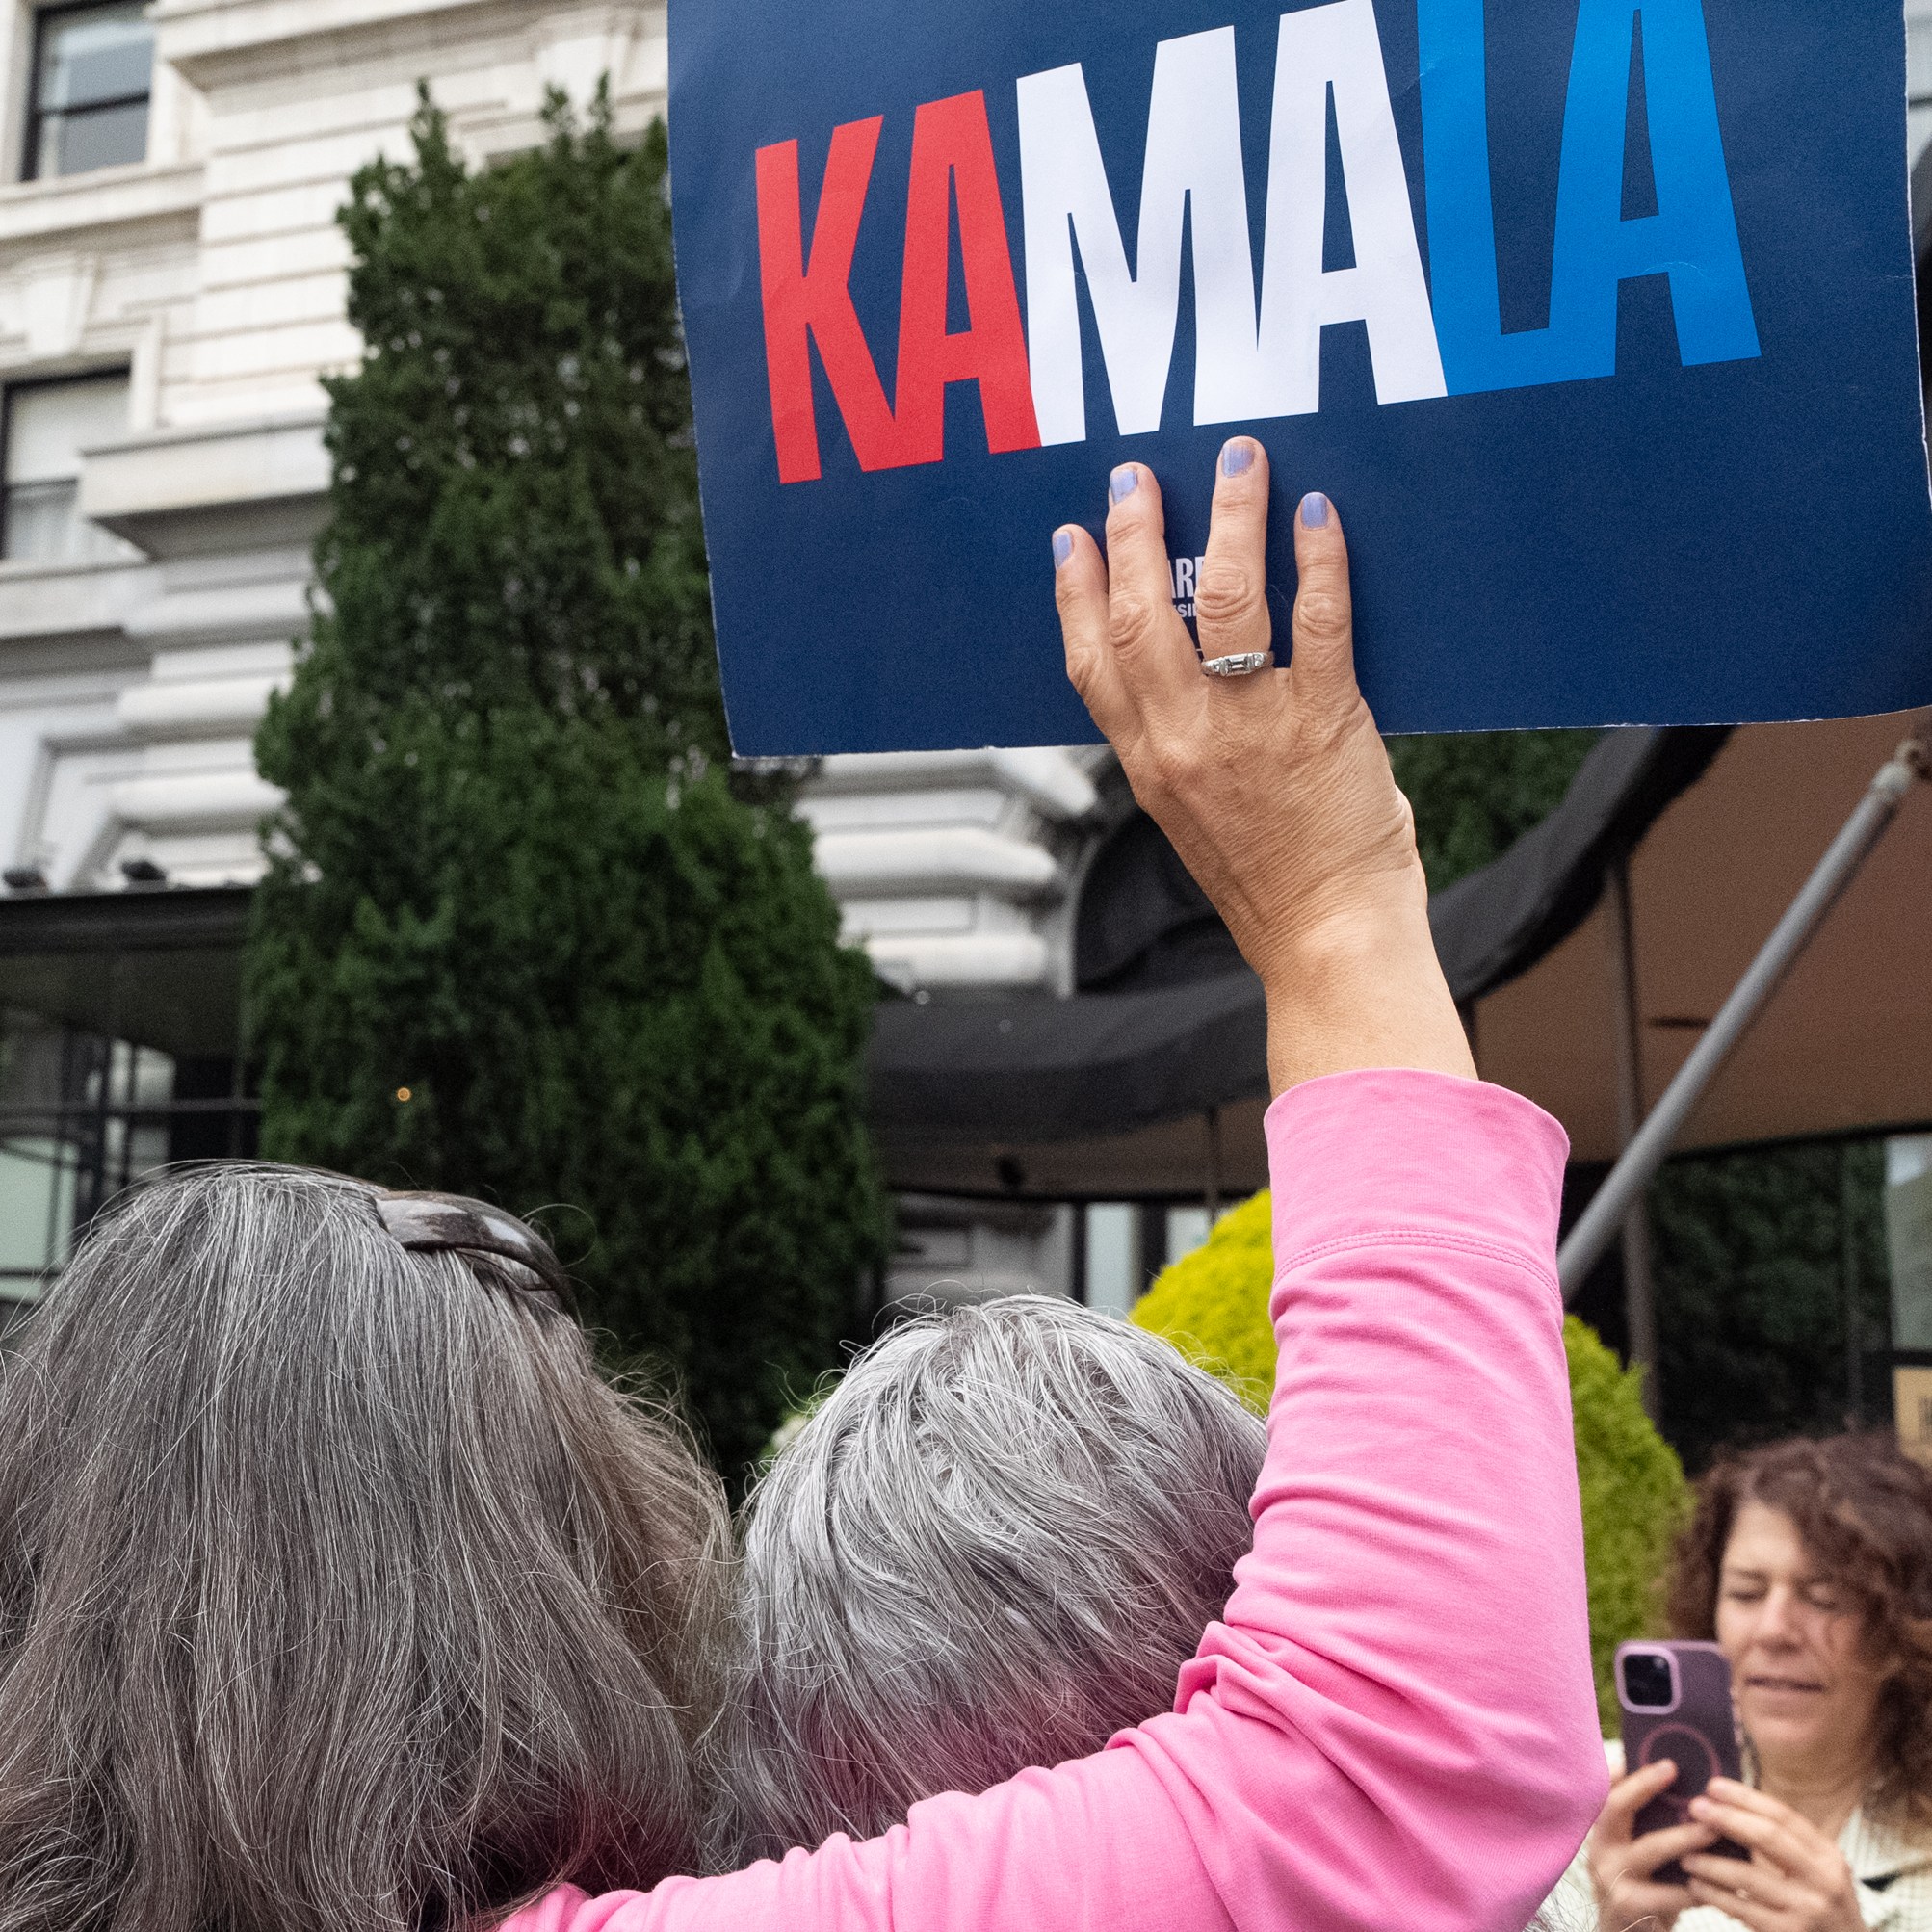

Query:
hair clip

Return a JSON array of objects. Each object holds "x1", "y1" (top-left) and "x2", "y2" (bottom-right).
[{"x1": 372, "y1": 1190, "x2": 574, "y2": 1312}]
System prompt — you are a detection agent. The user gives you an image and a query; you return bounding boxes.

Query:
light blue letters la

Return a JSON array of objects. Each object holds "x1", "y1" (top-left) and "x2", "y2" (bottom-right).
[{"x1": 1419, "y1": 0, "x2": 1761, "y2": 395}]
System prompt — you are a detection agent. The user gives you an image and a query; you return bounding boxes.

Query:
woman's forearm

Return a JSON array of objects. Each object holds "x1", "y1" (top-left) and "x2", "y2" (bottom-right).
[
  {"x1": 1055, "y1": 454, "x2": 1474, "y2": 1096},
  {"x1": 1175, "y1": 1069, "x2": 1606, "y2": 1932},
  {"x1": 1257, "y1": 901, "x2": 1475, "y2": 1093}
]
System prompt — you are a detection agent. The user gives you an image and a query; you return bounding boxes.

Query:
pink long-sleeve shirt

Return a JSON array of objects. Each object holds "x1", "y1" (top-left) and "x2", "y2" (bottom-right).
[{"x1": 507, "y1": 1069, "x2": 1607, "y2": 1932}]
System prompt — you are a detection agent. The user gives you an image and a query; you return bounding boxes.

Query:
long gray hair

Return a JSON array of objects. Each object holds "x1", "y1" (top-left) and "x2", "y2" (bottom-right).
[
  {"x1": 0, "y1": 1162, "x2": 731, "y2": 1932},
  {"x1": 704, "y1": 1293, "x2": 1266, "y2": 1866}
]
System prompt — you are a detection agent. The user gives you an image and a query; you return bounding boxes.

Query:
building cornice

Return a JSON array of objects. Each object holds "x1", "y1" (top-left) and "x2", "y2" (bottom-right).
[
  {"x1": 810, "y1": 748, "x2": 1101, "y2": 822},
  {"x1": 0, "y1": 162, "x2": 203, "y2": 254},
  {"x1": 154, "y1": 0, "x2": 662, "y2": 91},
  {"x1": 0, "y1": 557, "x2": 156, "y2": 654},
  {"x1": 81, "y1": 414, "x2": 329, "y2": 560}
]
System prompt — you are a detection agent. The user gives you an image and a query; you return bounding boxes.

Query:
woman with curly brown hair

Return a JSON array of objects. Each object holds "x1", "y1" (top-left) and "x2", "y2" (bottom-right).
[{"x1": 1586, "y1": 1433, "x2": 1932, "y2": 1932}]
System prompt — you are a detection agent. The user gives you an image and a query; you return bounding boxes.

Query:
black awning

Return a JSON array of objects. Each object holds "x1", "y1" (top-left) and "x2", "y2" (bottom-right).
[
  {"x1": 0, "y1": 884, "x2": 253, "y2": 956},
  {"x1": 1427, "y1": 725, "x2": 1729, "y2": 1003},
  {"x1": 0, "y1": 885, "x2": 254, "y2": 1058},
  {"x1": 872, "y1": 967, "x2": 1268, "y2": 1145},
  {"x1": 868, "y1": 727, "x2": 1729, "y2": 1168}
]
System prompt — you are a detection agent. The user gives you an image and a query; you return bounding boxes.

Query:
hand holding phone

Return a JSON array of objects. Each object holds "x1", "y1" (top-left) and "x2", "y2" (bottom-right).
[{"x1": 1615, "y1": 1642, "x2": 1751, "y2": 1886}]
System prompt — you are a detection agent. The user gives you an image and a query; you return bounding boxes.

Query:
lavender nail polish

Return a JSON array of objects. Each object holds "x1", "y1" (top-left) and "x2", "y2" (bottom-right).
[
  {"x1": 1221, "y1": 440, "x2": 1254, "y2": 477},
  {"x1": 1109, "y1": 465, "x2": 1138, "y2": 504},
  {"x1": 1052, "y1": 530, "x2": 1073, "y2": 568},
  {"x1": 1299, "y1": 491, "x2": 1330, "y2": 529}
]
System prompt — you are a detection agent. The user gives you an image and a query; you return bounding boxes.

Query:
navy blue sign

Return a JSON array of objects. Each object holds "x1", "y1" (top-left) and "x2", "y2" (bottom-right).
[{"x1": 668, "y1": 0, "x2": 1932, "y2": 754}]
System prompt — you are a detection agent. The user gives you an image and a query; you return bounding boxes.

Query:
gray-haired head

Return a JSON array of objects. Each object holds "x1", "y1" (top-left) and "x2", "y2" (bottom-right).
[
  {"x1": 0, "y1": 1162, "x2": 731, "y2": 1932},
  {"x1": 1527, "y1": 1868, "x2": 1599, "y2": 1932},
  {"x1": 704, "y1": 1293, "x2": 1266, "y2": 1867}
]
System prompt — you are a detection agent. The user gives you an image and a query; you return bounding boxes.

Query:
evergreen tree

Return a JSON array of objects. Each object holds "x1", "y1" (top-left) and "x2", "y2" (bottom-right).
[
  {"x1": 1648, "y1": 1141, "x2": 1891, "y2": 1472},
  {"x1": 246, "y1": 92, "x2": 890, "y2": 1475}
]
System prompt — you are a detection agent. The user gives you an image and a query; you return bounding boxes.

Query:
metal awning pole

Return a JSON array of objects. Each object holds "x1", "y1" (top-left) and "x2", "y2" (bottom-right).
[
  {"x1": 1558, "y1": 724, "x2": 1931, "y2": 1301},
  {"x1": 1605, "y1": 853, "x2": 1661, "y2": 1420}
]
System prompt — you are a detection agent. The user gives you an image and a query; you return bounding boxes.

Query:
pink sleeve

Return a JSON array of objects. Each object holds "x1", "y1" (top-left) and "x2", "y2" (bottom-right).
[{"x1": 505, "y1": 1070, "x2": 1608, "y2": 1932}]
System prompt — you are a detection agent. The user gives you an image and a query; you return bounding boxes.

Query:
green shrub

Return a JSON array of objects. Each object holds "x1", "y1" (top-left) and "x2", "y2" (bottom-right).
[
  {"x1": 1134, "y1": 1192, "x2": 1686, "y2": 1726},
  {"x1": 1133, "y1": 1192, "x2": 1278, "y2": 1409},
  {"x1": 1563, "y1": 1315, "x2": 1690, "y2": 1723}
]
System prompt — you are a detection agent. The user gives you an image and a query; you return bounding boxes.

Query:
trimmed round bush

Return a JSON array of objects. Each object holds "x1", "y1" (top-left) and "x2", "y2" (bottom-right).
[
  {"x1": 1133, "y1": 1192, "x2": 1278, "y2": 1410},
  {"x1": 1134, "y1": 1191, "x2": 1686, "y2": 1726}
]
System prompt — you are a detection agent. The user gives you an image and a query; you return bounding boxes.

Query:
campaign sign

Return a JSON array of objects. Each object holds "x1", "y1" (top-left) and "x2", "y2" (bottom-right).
[{"x1": 667, "y1": 0, "x2": 1932, "y2": 754}]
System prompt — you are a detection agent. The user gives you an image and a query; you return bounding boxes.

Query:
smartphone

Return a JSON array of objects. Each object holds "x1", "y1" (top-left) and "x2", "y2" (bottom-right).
[{"x1": 1615, "y1": 1641, "x2": 1751, "y2": 1884}]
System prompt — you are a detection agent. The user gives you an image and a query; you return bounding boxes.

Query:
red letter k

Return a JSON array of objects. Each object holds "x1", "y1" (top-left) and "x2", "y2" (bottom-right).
[{"x1": 756, "y1": 119, "x2": 904, "y2": 483}]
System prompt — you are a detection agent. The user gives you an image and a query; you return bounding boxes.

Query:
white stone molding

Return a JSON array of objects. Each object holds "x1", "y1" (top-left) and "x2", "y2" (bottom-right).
[
  {"x1": 108, "y1": 767, "x2": 282, "y2": 836},
  {"x1": 812, "y1": 826, "x2": 1061, "y2": 899},
  {"x1": 81, "y1": 415, "x2": 329, "y2": 555},
  {"x1": 860, "y1": 931, "x2": 1055, "y2": 993},
  {"x1": 0, "y1": 159, "x2": 204, "y2": 250},
  {"x1": 0, "y1": 554, "x2": 154, "y2": 644},
  {"x1": 116, "y1": 669, "x2": 287, "y2": 740},
  {"x1": 18, "y1": 252, "x2": 99, "y2": 358},
  {"x1": 809, "y1": 746, "x2": 1100, "y2": 822}
]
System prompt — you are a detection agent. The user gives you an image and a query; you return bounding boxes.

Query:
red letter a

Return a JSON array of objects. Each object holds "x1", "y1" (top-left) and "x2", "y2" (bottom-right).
[
  {"x1": 756, "y1": 119, "x2": 903, "y2": 483},
  {"x1": 893, "y1": 91, "x2": 1042, "y2": 466}
]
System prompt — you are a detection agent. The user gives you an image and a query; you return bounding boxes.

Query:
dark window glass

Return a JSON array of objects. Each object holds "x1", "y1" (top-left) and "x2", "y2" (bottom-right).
[
  {"x1": 25, "y1": 2, "x2": 153, "y2": 182},
  {"x1": 0, "y1": 941, "x2": 255, "y2": 1307}
]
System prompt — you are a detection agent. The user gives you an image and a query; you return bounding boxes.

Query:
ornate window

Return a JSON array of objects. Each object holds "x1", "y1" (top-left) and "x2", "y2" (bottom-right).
[
  {"x1": 24, "y1": 0, "x2": 153, "y2": 182},
  {"x1": 1, "y1": 374, "x2": 132, "y2": 564}
]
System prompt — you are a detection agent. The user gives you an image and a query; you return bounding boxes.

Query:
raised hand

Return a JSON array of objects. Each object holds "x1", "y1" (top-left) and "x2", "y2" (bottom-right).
[{"x1": 1053, "y1": 439, "x2": 1474, "y2": 1093}]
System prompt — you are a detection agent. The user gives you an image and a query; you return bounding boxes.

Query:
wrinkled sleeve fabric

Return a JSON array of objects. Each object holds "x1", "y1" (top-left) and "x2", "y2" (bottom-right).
[{"x1": 503, "y1": 1070, "x2": 1607, "y2": 1932}]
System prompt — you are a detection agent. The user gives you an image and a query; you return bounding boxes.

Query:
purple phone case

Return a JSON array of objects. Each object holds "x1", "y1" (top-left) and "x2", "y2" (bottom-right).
[{"x1": 1616, "y1": 1641, "x2": 1750, "y2": 1883}]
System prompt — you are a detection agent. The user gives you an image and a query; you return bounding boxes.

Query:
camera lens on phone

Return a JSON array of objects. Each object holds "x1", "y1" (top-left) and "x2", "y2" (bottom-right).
[{"x1": 1621, "y1": 1651, "x2": 1676, "y2": 1710}]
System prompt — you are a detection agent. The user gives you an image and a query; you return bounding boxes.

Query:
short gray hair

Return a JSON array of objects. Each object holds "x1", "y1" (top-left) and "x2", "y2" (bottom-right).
[
  {"x1": 704, "y1": 1293, "x2": 1266, "y2": 1866},
  {"x1": 0, "y1": 1162, "x2": 731, "y2": 1932}
]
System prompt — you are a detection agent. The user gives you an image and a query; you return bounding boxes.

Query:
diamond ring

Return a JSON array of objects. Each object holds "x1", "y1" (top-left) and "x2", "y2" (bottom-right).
[{"x1": 1201, "y1": 651, "x2": 1273, "y2": 678}]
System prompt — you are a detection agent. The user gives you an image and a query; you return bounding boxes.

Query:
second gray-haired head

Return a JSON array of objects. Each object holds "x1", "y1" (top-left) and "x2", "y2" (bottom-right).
[{"x1": 705, "y1": 1293, "x2": 1266, "y2": 1866}]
